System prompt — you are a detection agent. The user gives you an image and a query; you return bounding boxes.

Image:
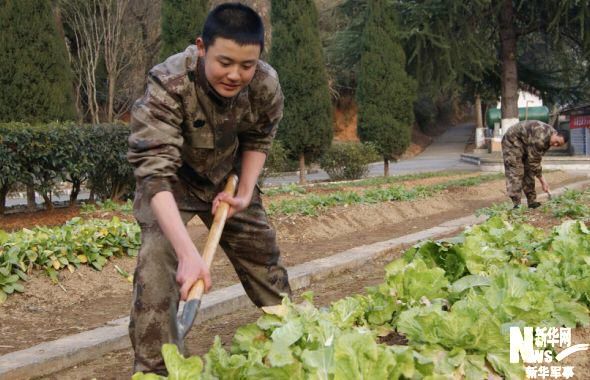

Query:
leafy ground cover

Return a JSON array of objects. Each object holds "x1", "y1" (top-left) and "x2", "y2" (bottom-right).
[
  {"x1": 477, "y1": 188, "x2": 590, "y2": 223},
  {"x1": 0, "y1": 173, "x2": 502, "y2": 303},
  {"x1": 80, "y1": 199, "x2": 133, "y2": 214},
  {"x1": 0, "y1": 173, "x2": 584, "y2": 362},
  {"x1": 267, "y1": 173, "x2": 503, "y2": 216},
  {"x1": 542, "y1": 189, "x2": 590, "y2": 221},
  {"x1": 264, "y1": 170, "x2": 481, "y2": 196},
  {"x1": 133, "y1": 213, "x2": 590, "y2": 379},
  {"x1": 0, "y1": 217, "x2": 139, "y2": 303},
  {"x1": 32, "y1": 180, "x2": 590, "y2": 378}
]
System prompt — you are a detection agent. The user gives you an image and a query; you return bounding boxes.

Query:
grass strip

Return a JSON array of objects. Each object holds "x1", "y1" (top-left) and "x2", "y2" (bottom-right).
[
  {"x1": 267, "y1": 173, "x2": 503, "y2": 217},
  {"x1": 263, "y1": 170, "x2": 473, "y2": 196}
]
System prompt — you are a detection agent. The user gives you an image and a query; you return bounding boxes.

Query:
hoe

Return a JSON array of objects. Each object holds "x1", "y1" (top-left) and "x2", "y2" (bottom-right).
[{"x1": 176, "y1": 173, "x2": 238, "y2": 340}]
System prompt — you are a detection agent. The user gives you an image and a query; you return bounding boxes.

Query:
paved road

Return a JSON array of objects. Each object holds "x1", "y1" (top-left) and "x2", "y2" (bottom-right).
[
  {"x1": 4, "y1": 191, "x2": 91, "y2": 209},
  {"x1": 264, "y1": 123, "x2": 477, "y2": 186},
  {"x1": 5, "y1": 123, "x2": 475, "y2": 207}
]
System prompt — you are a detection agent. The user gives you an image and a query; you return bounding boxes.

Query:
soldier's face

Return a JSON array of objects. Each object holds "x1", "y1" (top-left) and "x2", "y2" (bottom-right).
[
  {"x1": 550, "y1": 134, "x2": 565, "y2": 147},
  {"x1": 197, "y1": 37, "x2": 261, "y2": 98}
]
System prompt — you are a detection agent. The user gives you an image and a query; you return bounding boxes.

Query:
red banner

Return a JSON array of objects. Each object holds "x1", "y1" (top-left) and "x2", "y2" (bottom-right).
[{"x1": 570, "y1": 115, "x2": 590, "y2": 129}]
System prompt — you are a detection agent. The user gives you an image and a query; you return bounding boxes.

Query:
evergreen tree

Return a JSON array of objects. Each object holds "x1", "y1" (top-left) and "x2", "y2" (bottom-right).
[
  {"x1": 398, "y1": 0, "x2": 590, "y2": 121},
  {"x1": 160, "y1": 0, "x2": 208, "y2": 59},
  {"x1": 269, "y1": 0, "x2": 333, "y2": 184},
  {"x1": 0, "y1": 0, "x2": 76, "y2": 122},
  {"x1": 356, "y1": 0, "x2": 416, "y2": 176}
]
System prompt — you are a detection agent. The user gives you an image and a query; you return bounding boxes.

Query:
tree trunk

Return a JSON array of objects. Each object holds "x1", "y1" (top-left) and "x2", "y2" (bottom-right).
[
  {"x1": 41, "y1": 192, "x2": 53, "y2": 211},
  {"x1": 475, "y1": 94, "x2": 483, "y2": 129},
  {"x1": 298, "y1": 153, "x2": 307, "y2": 184},
  {"x1": 89, "y1": 188, "x2": 95, "y2": 203},
  {"x1": 383, "y1": 157, "x2": 389, "y2": 177},
  {"x1": 475, "y1": 93, "x2": 485, "y2": 148},
  {"x1": 498, "y1": 0, "x2": 519, "y2": 122},
  {"x1": 26, "y1": 185, "x2": 36, "y2": 212},
  {"x1": 0, "y1": 185, "x2": 8, "y2": 215},
  {"x1": 69, "y1": 179, "x2": 81, "y2": 206},
  {"x1": 111, "y1": 182, "x2": 124, "y2": 202},
  {"x1": 107, "y1": 73, "x2": 115, "y2": 122}
]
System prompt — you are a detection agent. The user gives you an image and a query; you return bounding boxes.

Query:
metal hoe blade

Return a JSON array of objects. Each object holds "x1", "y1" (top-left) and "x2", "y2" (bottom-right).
[{"x1": 178, "y1": 299, "x2": 201, "y2": 339}]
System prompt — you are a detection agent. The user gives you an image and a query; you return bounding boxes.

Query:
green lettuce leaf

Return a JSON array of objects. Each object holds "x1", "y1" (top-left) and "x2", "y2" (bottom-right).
[
  {"x1": 333, "y1": 331, "x2": 398, "y2": 379},
  {"x1": 385, "y1": 258, "x2": 450, "y2": 304}
]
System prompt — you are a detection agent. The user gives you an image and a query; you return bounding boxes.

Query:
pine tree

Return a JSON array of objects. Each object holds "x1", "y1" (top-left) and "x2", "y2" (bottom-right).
[
  {"x1": 269, "y1": 0, "x2": 333, "y2": 184},
  {"x1": 397, "y1": 1, "x2": 590, "y2": 122},
  {"x1": 356, "y1": 0, "x2": 416, "y2": 176},
  {"x1": 160, "y1": 0, "x2": 208, "y2": 59},
  {"x1": 0, "y1": 0, "x2": 76, "y2": 122}
]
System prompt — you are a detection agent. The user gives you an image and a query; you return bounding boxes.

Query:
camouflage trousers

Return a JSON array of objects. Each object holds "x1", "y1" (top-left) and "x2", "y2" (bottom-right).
[
  {"x1": 129, "y1": 179, "x2": 292, "y2": 375},
  {"x1": 502, "y1": 141, "x2": 537, "y2": 206}
]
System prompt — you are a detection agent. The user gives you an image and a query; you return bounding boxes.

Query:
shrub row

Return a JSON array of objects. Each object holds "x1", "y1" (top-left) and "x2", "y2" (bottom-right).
[
  {"x1": 319, "y1": 141, "x2": 380, "y2": 180},
  {"x1": 0, "y1": 124, "x2": 387, "y2": 214},
  {"x1": 263, "y1": 140, "x2": 381, "y2": 183},
  {"x1": 0, "y1": 122, "x2": 134, "y2": 213}
]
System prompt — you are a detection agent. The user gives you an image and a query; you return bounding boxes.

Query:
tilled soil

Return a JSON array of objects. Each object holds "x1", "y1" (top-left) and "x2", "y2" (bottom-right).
[{"x1": 0, "y1": 172, "x2": 586, "y2": 357}]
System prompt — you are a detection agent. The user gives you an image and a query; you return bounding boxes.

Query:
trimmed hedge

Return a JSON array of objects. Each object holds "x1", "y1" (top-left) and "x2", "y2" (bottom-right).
[{"x1": 0, "y1": 122, "x2": 134, "y2": 213}]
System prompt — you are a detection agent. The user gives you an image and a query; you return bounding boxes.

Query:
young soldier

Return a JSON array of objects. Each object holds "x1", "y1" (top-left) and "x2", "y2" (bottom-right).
[
  {"x1": 127, "y1": 3, "x2": 291, "y2": 374},
  {"x1": 501, "y1": 120, "x2": 568, "y2": 209}
]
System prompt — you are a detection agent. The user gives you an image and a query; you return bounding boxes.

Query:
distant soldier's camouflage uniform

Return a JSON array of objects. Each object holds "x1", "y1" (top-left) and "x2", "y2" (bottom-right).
[
  {"x1": 127, "y1": 45, "x2": 292, "y2": 374},
  {"x1": 501, "y1": 120, "x2": 556, "y2": 206}
]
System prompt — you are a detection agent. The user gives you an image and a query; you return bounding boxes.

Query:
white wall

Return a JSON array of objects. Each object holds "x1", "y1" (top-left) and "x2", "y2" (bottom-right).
[{"x1": 497, "y1": 91, "x2": 543, "y2": 109}]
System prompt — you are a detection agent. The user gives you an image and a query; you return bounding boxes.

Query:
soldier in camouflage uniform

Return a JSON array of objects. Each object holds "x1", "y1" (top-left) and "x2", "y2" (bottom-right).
[
  {"x1": 126, "y1": 3, "x2": 291, "y2": 375},
  {"x1": 501, "y1": 120, "x2": 568, "y2": 208}
]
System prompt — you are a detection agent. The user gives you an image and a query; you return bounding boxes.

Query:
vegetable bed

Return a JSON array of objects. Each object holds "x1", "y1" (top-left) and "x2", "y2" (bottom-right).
[{"x1": 134, "y1": 212, "x2": 590, "y2": 379}]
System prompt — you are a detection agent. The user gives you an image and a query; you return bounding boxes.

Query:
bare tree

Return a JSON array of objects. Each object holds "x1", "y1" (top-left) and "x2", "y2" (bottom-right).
[
  {"x1": 99, "y1": 0, "x2": 132, "y2": 122},
  {"x1": 112, "y1": 23, "x2": 144, "y2": 120},
  {"x1": 60, "y1": 0, "x2": 103, "y2": 124},
  {"x1": 128, "y1": 0, "x2": 163, "y2": 101}
]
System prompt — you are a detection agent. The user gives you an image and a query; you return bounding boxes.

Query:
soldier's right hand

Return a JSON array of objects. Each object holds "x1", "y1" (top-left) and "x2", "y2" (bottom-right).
[
  {"x1": 176, "y1": 253, "x2": 212, "y2": 301},
  {"x1": 539, "y1": 177, "x2": 550, "y2": 193}
]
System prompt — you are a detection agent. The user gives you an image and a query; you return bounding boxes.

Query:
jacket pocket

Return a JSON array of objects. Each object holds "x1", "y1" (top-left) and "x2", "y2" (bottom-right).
[{"x1": 185, "y1": 119, "x2": 214, "y2": 149}]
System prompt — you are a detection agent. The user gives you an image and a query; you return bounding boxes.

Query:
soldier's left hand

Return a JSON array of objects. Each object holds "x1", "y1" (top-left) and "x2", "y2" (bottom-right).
[
  {"x1": 212, "y1": 192, "x2": 250, "y2": 218},
  {"x1": 540, "y1": 178, "x2": 550, "y2": 193}
]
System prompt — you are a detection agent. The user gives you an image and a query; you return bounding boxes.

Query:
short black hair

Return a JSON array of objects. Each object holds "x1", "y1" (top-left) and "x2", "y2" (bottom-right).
[
  {"x1": 556, "y1": 129, "x2": 570, "y2": 144},
  {"x1": 202, "y1": 3, "x2": 264, "y2": 52}
]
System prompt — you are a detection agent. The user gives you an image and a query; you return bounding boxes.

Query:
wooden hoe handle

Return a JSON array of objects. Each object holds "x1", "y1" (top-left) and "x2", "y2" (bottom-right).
[{"x1": 186, "y1": 174, "x2": 238, "y2": 302}]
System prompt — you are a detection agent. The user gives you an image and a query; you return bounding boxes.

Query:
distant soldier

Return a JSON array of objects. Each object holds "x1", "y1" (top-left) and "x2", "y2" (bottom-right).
[{"x1": 501, "y1": 120, "x2": 569, "y2": 208}]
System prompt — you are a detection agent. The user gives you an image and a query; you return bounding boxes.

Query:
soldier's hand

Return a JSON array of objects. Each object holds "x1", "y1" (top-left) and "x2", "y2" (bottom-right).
[
  {"x1": 539, "y1": 177, "x2": 550, "y2": 193},
  {"x1": 176, "y1": 253, "x2": 211, "y2": 301},
  {"x1": 212, "y1": 192, "x2": 250, "y2": 218}
]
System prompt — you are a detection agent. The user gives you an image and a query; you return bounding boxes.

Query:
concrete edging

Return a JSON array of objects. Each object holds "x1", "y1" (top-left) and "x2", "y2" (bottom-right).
[{"x1": 1, "y1": 180, "x2": 590, "y2": 379}]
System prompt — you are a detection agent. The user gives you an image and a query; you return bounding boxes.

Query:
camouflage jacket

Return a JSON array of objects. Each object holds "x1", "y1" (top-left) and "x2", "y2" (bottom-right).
[
  {"x1": 502, "y1": 120, "x2": 555, "y2": 178},
  {"x1": 127, "y1": 45, "x2": 284, "y2": 203}
]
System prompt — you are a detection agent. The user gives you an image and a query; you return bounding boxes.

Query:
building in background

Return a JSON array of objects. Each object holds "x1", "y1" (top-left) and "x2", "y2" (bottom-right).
[
  {"x1": 496, "y1": 91, "x2": 543, "y2": 109},
  {"x1": 559, "y1": 103, "x2": 590, "y2": 156}
]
